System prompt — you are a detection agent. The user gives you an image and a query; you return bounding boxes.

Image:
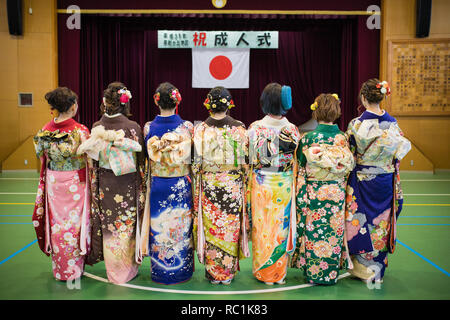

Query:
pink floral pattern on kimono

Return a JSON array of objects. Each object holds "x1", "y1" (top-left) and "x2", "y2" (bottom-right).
[{"x1": 46, "y1": 168, "x2": 90, "y2": 281}]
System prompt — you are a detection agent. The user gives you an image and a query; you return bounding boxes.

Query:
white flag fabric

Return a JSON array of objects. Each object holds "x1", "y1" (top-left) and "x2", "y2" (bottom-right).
[{"x1": 192, "y1": 48, "x2": 249, "y2": 88}]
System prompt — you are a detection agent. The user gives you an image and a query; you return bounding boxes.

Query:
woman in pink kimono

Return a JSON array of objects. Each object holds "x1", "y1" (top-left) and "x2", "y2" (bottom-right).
[{"x1": 33, "y1": 87, "x2": 91, "y2": 281}]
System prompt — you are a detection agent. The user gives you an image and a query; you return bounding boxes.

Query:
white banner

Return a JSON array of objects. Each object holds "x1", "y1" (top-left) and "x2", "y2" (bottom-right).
[
  {"x1": 158, "y1": 30, "x2": 278, "y2": 49},
  {"x1": 192, "y1": 48, "x2": 249, "y2": 88}
]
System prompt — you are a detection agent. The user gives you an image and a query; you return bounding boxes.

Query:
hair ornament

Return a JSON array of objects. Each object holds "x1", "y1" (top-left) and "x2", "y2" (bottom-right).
[
  {"x1": 205, "y1": 92, "x2": 235, "y2": 111},
  {"x1": 331, "y1": 93, "x2": 340, "y2": 101},
  {"x1": 203, "y1": 97, "x2": 211, "y2": 110},
  {"x1": 376, "y1": 81, "x2": 391, "y2": 96},
  {"x1": 281, "y1": 85, "x2": 292, "y2": 111},
  {"x1": 310, "y1": 101, "x2": 318, "y2": 111},
  {"x1": 171, "y1": 89, "x2": 182, "y2": 104},
  {"x1": 118, "y1": 87, "x2": 132, "y2": 105},
  {"x1": 153, "y1": 92, "x2": 160, "y2": 101}
]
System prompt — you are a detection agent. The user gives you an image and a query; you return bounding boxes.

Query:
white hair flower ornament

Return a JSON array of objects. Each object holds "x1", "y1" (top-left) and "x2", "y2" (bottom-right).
[{"x1": 376, "y1": 81, "x2": 391, "y2": 96}]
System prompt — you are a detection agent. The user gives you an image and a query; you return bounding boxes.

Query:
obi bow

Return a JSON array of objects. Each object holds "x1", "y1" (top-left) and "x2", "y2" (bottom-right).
[
  {"x1": 77, "y1": 125, "x2": 142, "y2": 176},
  {"x1": 147, "y1": 131, "x2": 191, "y2": 165}
]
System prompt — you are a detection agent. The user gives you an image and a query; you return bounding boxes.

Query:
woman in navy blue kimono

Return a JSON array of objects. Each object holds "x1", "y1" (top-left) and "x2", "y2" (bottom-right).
[
  {"x1": 139, "y1": 82, "x2": 194, "y2": 284},
  {"x1": 345, "y1": 79, "x2": 411, "y2": 283}
]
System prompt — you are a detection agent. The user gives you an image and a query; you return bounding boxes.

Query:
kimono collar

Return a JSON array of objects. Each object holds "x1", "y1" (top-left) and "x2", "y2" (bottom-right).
[
  {"x1": 359, "y1": 110, "x2": 396, "y2": 123},
  {"x1": 316, "y1": 123, "x2": 340, "y2": 134},
  {"x1": 99, "y1": 113, "x2": 128, "y2": 124},
  {"x1": 154, "y1": 114, "x2": 182, "y2": 124},
  {"x1": 205, "y1": 115, "x2": 241, "y2": 128},
  {"x1": 104, "y1": 113, "x2": 123, "y2": 118},
  {"x1": 46, "y1": 118, "x2": 77, "y2": 132},
  {"x1": 261, "y1": 115, "x2": 290, "y2": 128}
]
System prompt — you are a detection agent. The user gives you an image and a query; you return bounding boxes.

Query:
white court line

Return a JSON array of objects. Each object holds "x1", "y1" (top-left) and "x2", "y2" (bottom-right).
[
  {"x1": 404, "y1": 194, "x2": 450, "y2": 196},
  {"x1": 83, "y1": 272, "x2": 351, "y2": 295}
]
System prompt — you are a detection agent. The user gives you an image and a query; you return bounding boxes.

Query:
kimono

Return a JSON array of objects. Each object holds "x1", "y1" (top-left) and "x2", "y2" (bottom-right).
[
  {"x1": 247, "y1": 116, "x2": 300, "y2": 284},
  {"x1": 192, "y1": 115, "x2": 250, "y2": 283},
  {"x1": 290, "y1": 123, "x2": 355, "y2": 285},
  {"x1": 140, "y1": 114, "x2": 194, "y2": 285},
  {"x1": 345, "y1": 110, "x2": 411, "y2": 279},
  {"x1": 32, "y1": 118, "x2": 90, "y2": 281},
  {"x1": 79, "y1": 113, "x2": 146, "y2": 284}
]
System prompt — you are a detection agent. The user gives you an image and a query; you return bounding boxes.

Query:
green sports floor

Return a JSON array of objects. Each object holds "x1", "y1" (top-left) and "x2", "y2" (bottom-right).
[{"x1": 0, "y1": 170, "x2": 449, "y2": 300}]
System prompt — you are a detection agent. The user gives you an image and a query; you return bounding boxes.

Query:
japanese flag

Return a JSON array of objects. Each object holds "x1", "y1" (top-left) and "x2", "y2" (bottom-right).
[{"x1": 192, "y1": 48, "x2": 249, "y2": 88}]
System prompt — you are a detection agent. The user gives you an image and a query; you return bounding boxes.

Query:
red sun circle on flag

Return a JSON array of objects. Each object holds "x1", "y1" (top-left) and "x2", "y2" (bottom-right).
[{"x1": 209, "y1": 55, "x2": 233, "y2": 80}]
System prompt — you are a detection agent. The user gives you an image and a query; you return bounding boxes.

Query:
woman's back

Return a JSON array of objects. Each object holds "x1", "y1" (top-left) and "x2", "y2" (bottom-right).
[
  {"x1": 347, "y1": 110, "x2": 411, "y2": 172},
  {"x1": 34, "y1": 118, "x2": 89, "y2": 171},
  {"x1": 248, "y1": 115, "x2": 300, "y2": 172}
]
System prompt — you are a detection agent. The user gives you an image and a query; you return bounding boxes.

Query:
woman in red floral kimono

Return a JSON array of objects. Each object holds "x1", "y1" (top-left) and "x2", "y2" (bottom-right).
[{"x1": 32, "y1": 87, "x2": 91, "y2": 281}]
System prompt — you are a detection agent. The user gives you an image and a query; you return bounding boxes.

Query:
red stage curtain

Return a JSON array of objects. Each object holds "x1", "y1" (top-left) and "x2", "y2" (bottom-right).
[{"x1": 58, "y1": 15, "x2": 379, "y2": 131}]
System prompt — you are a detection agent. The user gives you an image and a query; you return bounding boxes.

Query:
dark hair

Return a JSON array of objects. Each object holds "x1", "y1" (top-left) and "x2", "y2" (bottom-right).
[
  {"x1": 101, "y1": 81, "x2": 132, "y2": 117},
  {"x1": 207, "y1": 86, "x2": 232, "y2": 114},
  {"x1": 359, "y1": 78, "x2": 386, "y2": 104},
  {"x1": 260, "y1": 82, "x2": 285, "y2": 116},
  {"x1": 154, "y1": 82, "x2": 179, "y2": 110},
  {"x1": 45, "y1": 87, "x2": 78, "y2": 114},
  {"x1": 312, "y1": 93, "x2": 341, "y2": 123}
]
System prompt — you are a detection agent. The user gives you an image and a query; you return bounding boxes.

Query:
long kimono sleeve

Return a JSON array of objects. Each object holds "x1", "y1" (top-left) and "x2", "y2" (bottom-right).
[
  {"x1": 290, "y1": 134, "x2": 308, "y2": 267},
  {"x1": 191, "y1": 123, "x2": 204, "y2": 260},
  {"x1": 78, "y1": 127, "x2": 92, "y2": 257},
  {"x1": 32, "y1": 157, "x2": 49, "y2": 255},
  {"x1": 295, "y1": 135, "x2": 308, "y2": 242},
  {"x1": 237, "y1": 125, "x2": 250, "y2": 259},
  {"x1": 393, "y1": 124, "x2": 411, "y2": 161},
  {"x1": 138, "y1": 122, "x2": 152, "y2": 261},
  {"x1": 134, "y1": 125, "x2": 147, "y2": 264},
  {"x1": 85, "y1": 157, "x2": 103, "y2": 265},
  {"x1": 345, "y1": 120, "x2": 357, "y2": 158},
  {"x1": 245, "y1": 123, "x2": 256, "y2": 233},
  {"x1": 32, "y1": 130, "x2": 51, "y2": 255}
]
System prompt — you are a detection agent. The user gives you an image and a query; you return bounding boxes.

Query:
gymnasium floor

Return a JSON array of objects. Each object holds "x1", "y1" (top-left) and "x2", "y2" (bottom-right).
[{"x1": 0, "y1": 170, "x2": 449, "y2": 300}]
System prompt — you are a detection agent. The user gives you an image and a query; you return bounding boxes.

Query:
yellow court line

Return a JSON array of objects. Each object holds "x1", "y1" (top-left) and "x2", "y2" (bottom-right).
[
  {"x1": 56, "y1": 9, "x2": 380, "y2": 15},
  {"x1": 0, "y1": 203, "x2": 34, "y2": 205}
]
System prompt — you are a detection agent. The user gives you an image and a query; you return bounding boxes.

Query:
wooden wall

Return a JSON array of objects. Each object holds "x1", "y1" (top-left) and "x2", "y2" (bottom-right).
[
  {"x1": 0, "y1": 0, "x2": 57, "y2": 170},
  {"x1": 380, "y1": 0, "x2": 450, "y2": 170}
]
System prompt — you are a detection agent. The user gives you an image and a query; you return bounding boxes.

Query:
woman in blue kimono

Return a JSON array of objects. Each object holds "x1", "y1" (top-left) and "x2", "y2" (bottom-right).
[
  {"x1": 345, "y1": 79, "x2": 411, "y2": 283},
  {"x1": 140, "y1": 82, "x2": 194, "y2": 284}
]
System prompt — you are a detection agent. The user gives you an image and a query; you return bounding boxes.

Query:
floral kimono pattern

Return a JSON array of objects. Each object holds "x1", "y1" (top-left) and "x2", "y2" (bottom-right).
[
  {"x1": 81, "y1": 114, "x2": 146, "y2": 284},
  {"x1": 290, "y1": 124, "x2": 355, "y2": 285},
  {"x1": 32, "y1": 118, "x2": 90, "y2": 281},
  {"x1": 140, "y1": 115, "x2": 194, "y2": 285},
  {"x1": 247, "y1": 116, "x2": 300, "y2": 283},
  {"x1": 345, "y1": 110, "x2": 411, "y2": 279},
  {"x1": 192, "y1": 115, "x2": 250, "y2": 282}
]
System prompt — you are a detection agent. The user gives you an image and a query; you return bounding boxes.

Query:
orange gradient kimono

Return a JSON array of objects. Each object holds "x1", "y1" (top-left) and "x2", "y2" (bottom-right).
[{"x1": 248, "y1": 116, "x2": 300, "y2": 283}]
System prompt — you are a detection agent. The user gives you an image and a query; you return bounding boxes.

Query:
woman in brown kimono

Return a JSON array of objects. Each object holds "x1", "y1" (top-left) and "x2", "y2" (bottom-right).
[{"x1": 78, "y1": 82, "x2": 146, "y2": 284}]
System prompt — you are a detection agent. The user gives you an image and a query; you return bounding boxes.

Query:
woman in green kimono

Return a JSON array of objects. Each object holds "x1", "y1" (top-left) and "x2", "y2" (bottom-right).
[{"x1": 291, "y1": 93, "x2": 355, "y2": 285}]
